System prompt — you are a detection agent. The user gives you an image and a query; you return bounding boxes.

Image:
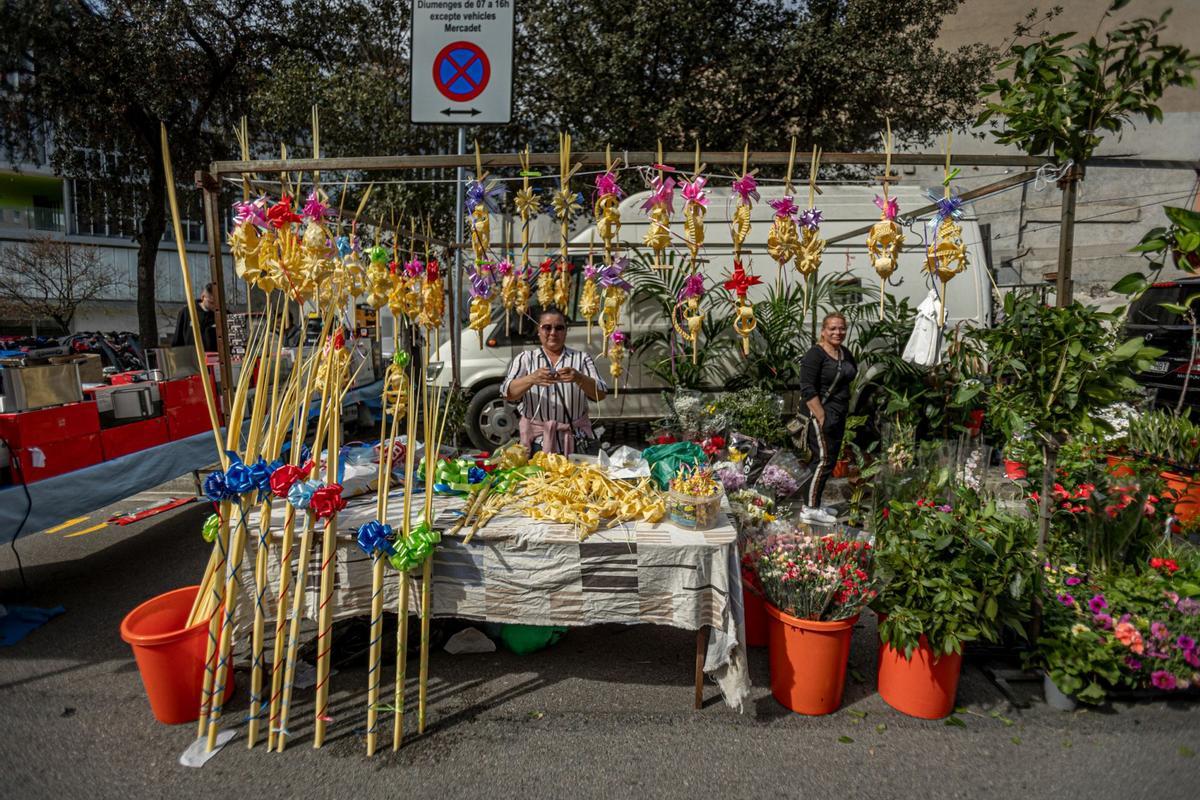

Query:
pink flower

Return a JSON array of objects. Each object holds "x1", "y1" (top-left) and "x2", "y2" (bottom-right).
[
  {"x1": 1057, "y1": 593, "x2": 1076, "y2": 607},
  {"x1": 1126, "y1": 656, "x2": 1143, "y2": 670},
  {"x1": 1178, "y1": 635, "x2": 1197, "y2": 652},
  {"x1": 1150, "y1": 670, "x2": 1177, "y2": 690},
  {"x1": 1065, "y1": 576, "x2": 1082, "y2": 586},
  {"x1": 1088, "y1": 595, "x2": 1108, "y2": 614},
  {"x1": 1185, "y1": 650, "x2": 1200, "y2": 668},
  {"x1": 1151, "y1": 621, "x2": 1170, "y2": 641},
  {"x1": 1093, "y1": 613, "x2": 1114, "y2": 630}
]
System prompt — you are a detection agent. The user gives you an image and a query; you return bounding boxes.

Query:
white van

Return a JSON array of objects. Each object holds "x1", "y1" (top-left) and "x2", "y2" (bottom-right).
[{"x1": 437, "y1": 183, "x2": 992, "y2": 450}]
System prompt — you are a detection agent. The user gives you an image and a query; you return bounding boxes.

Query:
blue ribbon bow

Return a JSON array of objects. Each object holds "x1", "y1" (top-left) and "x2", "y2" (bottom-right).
[
  {"x1": 288, "y1": 479, "x2": 321, "y2": 510},
  {"x1": 356, "y1": 520, "x2": 396, "y2": 558}
]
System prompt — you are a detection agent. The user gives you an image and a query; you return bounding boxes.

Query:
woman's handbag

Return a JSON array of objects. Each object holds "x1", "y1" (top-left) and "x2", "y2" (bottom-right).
[{"x1": 786, "y1": 350, "x2": 845, "y2": 462}]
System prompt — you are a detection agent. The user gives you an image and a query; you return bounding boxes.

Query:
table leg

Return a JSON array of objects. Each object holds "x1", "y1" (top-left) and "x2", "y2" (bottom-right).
[{"x1": 694, "y1": 625, "x2": 710, "y2": 709}]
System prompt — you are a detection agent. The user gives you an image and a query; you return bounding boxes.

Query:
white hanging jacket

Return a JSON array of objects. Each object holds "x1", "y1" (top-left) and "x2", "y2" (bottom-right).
[{"x1": 902, "y1": 289, "x2": 943, "y2": 367}]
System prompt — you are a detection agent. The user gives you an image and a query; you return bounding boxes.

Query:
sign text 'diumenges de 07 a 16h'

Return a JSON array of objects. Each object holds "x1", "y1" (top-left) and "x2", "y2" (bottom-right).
[{"x1": 410, "y1": 0, "x2": 515, "y2": 125}]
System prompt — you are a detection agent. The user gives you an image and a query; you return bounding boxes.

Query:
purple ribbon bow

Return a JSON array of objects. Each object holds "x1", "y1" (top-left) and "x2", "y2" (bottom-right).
[
  {"x1": 466, "y1": 179, "x2": 506, "y2": 214},
  {"x1": 597, "y1": 258, "x2": 632, "y2": 291},
  {"x1": 925, "y1": 189, "x2": 965, "y2": 228},
  {"x1": 798, "y1": 208, "x2": 823, "y2": 231},
  {"x1": 678, "y1": 272, "x2": 705, "y2": 301},
  {"x1": 467, "y1": 265, "x2": 493, "y2": 299},
  {"x1": 404, "y1": 258, "x2": 423, "y2": 278}
]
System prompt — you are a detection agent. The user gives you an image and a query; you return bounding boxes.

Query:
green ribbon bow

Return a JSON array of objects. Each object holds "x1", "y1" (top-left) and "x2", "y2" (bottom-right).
[{"x1": 387, "y1": 521, "x2": 441, "y2": 572}]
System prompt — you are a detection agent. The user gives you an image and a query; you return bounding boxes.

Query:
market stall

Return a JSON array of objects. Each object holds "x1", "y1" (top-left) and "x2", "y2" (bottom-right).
[{"x1": 241, "y1": 489, "x2": 750, "y2": 710}]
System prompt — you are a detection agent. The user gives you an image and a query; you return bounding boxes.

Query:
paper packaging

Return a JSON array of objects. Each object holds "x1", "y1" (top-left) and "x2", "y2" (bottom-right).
[
  {"x1": 10, "y1": 433, "x2": 103, "y2": 483},
  {"x1": 0, "y1": 401, "x2": 101, "y2": 450},
  {"x1": 100, "y1": 416, "x2": 169, "y2": 460}
]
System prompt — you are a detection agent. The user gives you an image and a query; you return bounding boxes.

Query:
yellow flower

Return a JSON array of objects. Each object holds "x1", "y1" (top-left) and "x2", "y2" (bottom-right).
[{"x1": 1071, "y1": 623, "x2": 1088, "y2": 637}]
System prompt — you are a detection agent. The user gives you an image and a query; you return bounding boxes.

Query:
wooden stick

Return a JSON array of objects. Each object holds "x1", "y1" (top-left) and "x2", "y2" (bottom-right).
[
  {"x1": 393, "y1": 354, "x2": 420, "y2": 750},
  {"x1": 312, "y1": 364, "x2": 344, "y2": 748}
]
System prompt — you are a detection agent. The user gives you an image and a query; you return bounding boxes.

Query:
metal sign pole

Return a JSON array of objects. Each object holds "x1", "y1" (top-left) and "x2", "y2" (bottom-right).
[{"x1": 451, "y1": 126, "x2": 465, "y2": 388}]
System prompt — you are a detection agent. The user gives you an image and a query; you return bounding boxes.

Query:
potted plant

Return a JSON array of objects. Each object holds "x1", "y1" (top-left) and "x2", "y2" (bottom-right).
[
  {"x1": 1128, "y1": 408, "x2": 1200, "y2": 524},
  {"x1": 756, "y1": 531, "x2": 876, "y2": 715},
  {"x1": 873, "y1": 484, "x2": 1037, "y2": 719}
]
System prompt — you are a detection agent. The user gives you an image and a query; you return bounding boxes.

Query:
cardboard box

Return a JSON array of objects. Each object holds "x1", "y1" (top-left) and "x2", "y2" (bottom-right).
[
  {"x1": 0, "y1": 401, "x2": 101, "y2": 450},
  {"x1": 165, "y1": 402, "x2": 212, "y2": 441},
  {"x1": 100, "y1": 416, "x2": 169, "y2": 460},
  {"x1": 9, "y1": 433, "x2": 102, "y2": 483}
]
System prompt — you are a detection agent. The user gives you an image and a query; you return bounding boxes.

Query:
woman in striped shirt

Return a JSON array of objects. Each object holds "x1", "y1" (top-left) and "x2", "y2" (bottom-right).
[{"x1": 501, "y1": 307, "x2": 608, "y2": 455}]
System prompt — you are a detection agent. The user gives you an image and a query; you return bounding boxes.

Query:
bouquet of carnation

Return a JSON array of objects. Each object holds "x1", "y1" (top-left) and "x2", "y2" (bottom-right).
[{"x1": 757, "y1": 532, "x2": 877, "y2": 621}]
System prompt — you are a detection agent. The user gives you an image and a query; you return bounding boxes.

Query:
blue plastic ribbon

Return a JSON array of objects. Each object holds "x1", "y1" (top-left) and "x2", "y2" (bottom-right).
[
  {"x1": 288, "y1": 479, "x2": 321, "y2": 510},
  {"x1": 356, "y1": 520, "x2": 396, "y2": 558},
  {"x1": 224, "y1": 451, "x2": 255, "y2": 495},
  {"x1": 204, "y1": 470, "x2": 235, "y2": 502},
  {"x1": 249, "y1": 457, "x2": 280, "y2": 500}
]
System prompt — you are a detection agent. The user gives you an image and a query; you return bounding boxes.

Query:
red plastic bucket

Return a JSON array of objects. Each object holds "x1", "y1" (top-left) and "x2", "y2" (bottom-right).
[
  {"x1": 766, "y1": 603, "x2": 858, "y2": 715},
  {"x1": 742, "y1": 575, "x2": 768, "y2": 647},
  {"x1": 119, "y1": 585, "x2": 232, "y2": 724},
  {"x1": 877, "y1": 634, "x2": 962, "y2": 719}
]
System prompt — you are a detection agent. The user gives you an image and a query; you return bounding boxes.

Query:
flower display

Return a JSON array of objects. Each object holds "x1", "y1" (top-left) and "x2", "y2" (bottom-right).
[
  {"x1": 756, "y1": 532, "x2": 876, "y2": 621},
  {"x1": 759, "y1": 464, "x2": 799, "y2": 497}
]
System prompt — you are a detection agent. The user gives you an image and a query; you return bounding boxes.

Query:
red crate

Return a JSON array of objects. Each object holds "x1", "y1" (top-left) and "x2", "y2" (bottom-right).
[
  {"x1": 100, "y1": 416, "x2": 169, "y2": 460},
  {"x1": 165, "y1": 402, "x2": 212, "y2": 441},
  {"x1": 110, "y1": 371, "x2": 151, "y2": 386},
  {"x1": 0, "y1": 401, "x2": 101, "y2": 450},
  {"x1": 9, "y1": 433, "x2": 102, "y2": 483}
]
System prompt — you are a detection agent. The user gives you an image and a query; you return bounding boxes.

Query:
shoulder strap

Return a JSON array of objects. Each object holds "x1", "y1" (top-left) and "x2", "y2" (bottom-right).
[
  {"x1": 541, "y1": 348, "x2": 572, "y2": 422},
  {"x1": 820, "y1": 348, "x2": 844, "y2": 403}
]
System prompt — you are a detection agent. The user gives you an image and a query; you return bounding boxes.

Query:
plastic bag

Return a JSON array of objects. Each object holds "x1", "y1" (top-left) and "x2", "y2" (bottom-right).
[
  {"x1": 754, "y1": 450, "x2": 805, "y2": 499},
  {"x1": 606, "y1": 445, "x2": 651, "y2": 480},
  {"x1": 642, "y1": 441, "x2": 707, "y2": 490}
]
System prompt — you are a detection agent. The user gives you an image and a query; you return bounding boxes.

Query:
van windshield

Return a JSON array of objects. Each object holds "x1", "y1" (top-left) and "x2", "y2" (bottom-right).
[{"x1": 1128, "y1": 285, "x2": 1190, "y2": 326}]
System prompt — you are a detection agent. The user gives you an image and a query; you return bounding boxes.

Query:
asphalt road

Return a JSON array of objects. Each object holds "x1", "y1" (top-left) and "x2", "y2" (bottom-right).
[{"x1": 1, "y1": 493, "x2": 1198, "y2": 799}]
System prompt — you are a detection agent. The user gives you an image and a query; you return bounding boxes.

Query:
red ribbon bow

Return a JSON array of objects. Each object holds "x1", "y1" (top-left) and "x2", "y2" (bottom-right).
[
  {"x1": 310, "y1": 483, "x2": 347, "y2": 520},
  {"x1": 270, "y1": 460, "x2": 313, "y2": 499}
]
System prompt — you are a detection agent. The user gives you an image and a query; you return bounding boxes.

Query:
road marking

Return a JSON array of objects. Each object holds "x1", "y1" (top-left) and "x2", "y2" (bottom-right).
[
  {"x1": 43, "y1": 516, "x2": 90, "y2": 534},
  {"x1": 64, "y1": 522, "x2": 108, "y2": 538}
]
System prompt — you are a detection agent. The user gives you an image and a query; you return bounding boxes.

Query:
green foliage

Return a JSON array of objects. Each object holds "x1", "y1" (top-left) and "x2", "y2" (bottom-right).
[
  {"x1": 626, "y1": 252, "x2": 737, "y2": 389},
  {"x1": 977, "y1": 2, "x2": 1199, "y2": 163},
  {"x1": 1128, "y1": 409, "x2": 1200, "y2": 470},
  {"x1": 874, "y1": 479, "x2": 1037, "y2": 658},
  {"x1": 512, "y1": 0, "x2": 995, "y2": 152},
  {"x1": 709, "y1": 387, "x2": 786, "y2": 445},
  {"x1": 973, "y1": 292, "x2": 1162, "y2": 446}
]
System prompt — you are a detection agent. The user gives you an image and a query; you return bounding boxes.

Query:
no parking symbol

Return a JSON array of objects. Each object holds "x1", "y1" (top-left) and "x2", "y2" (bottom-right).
[{"x1": 410, "y1": 0, "x2": 514, "y2": 125}]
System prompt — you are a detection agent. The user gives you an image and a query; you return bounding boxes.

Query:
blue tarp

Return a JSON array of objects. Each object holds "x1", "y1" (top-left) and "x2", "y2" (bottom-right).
[{"x1": 0, "y1": 430, "x2": 223, "y2": 543}]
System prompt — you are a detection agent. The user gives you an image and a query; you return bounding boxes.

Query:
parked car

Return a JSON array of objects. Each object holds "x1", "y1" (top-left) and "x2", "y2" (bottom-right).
[
  {"x1": 434, "y1": 184, "x2": 995, "y2": 450},
  {"x1": 1124, "y1": 276, "x2": 1200, "y2": 411}
]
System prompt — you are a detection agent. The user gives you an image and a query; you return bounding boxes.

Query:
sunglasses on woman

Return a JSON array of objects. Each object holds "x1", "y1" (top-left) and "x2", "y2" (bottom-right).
[{"x1": 540, "y1": 324, "x2": 567, "y2": 333}]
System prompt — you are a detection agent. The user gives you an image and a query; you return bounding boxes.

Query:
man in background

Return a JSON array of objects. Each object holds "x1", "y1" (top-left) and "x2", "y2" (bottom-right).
[{"x1": 173, "y1": 282, "x2": 219, "y2": 352}]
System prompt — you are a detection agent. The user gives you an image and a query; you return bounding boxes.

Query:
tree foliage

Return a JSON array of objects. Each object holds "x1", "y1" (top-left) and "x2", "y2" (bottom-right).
[
  {"x1": 976, "y1": 1, "x2": 1198, "y2": 163},
  {"x1": 0, "y1": 236, "x2": 116, "y2": 332}
]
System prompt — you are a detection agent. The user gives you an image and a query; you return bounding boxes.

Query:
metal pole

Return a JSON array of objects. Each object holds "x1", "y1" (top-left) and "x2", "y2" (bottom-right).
[
  {"x1": 1054, "y1": 165, "x2": 1082, "y2": 308},
  {"x1": 451, "y1": 127, "x2": 465, "y2": 388},
  {"x1": 198, "y1": 171, "x2": 234, "y2": 416}
]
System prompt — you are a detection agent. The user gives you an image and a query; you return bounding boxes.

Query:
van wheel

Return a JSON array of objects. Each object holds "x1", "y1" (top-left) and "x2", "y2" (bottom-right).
[{"x1": 466, "y1": 383, "x2": 519, "y2": 451}]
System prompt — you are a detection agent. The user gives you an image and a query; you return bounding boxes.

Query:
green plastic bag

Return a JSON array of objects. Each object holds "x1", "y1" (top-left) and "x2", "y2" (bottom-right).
[
  {"x1": 642, "y1": 442, "x2": 707, "y2": 490},
  {"x1": 498, "y1": 624, "x2": 567, "y2": 654}
]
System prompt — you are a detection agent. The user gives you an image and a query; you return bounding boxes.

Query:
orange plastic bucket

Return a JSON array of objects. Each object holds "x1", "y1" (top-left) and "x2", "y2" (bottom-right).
[
  {"x1": 1107, "y1": 455, "x2": 1135, "y2": 478},
  {"x1": 120, "y1": 585, "x2": 233, "y2": 724},
  {"x1": 1162, "y1": 471, "x2": 1200, "y2": 525},
  {"x1": 742, "y1": 575, "x2": 768, "y2": 647},
  {"x1": 766, "y1": 603, "x2": 858, "y2": 715},
  {"x1": 877, "y1": 634, "x2": 961, "y2": 719}
]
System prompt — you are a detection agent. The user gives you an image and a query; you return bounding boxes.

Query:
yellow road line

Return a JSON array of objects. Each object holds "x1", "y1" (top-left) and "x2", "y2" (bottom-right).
[
  {"x1": 64, "y1": 522, "x2": 108, "y2": 539},
  {"x1": 43, "y1": 516, "x2": 90, "y2": 534}
]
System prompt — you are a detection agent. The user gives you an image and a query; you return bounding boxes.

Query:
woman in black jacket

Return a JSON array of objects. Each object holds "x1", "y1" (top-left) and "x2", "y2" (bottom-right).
[{"x1": 796, "y1": 312, "x2": 857, "y2": 524}]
